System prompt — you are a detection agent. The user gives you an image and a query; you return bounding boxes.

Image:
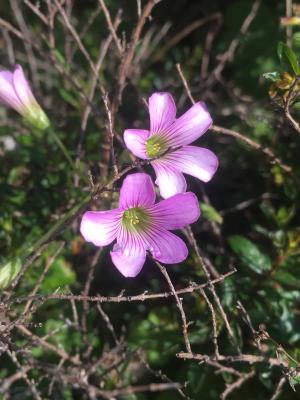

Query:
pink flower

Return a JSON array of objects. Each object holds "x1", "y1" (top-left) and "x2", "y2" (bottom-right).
[
  {"x1": 124, "y1": 92, "x2": 218, "y2": 198},
  {"x1": 80, "y1": 173, "x2": 200, "y2": 277},
  {"x1": 0, "y1": 65, "x2": 49, "y2": 130}
]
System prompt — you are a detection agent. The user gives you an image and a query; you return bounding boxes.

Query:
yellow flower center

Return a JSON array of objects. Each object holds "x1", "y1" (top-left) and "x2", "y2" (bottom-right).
[
  {"x1": 122, "y1": 207, "x2": 150, "y2": 231},
  {"x1": 146, "y1": 134, "x2": 168, "y2": 158}
]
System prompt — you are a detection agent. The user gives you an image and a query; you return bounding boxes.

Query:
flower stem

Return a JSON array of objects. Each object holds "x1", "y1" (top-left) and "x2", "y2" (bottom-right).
[{"x1": 48, "y1": 127, "x2": 76, "y2": 169}]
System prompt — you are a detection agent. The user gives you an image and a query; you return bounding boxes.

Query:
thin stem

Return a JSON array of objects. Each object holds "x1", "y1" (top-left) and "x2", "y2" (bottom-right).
[
  {"x1": 48, "y1": 127, "x2": 76, "y2": 169},
  {"x1": 155, "y1": 261, "x2": 192, "y2": 354},
  {"x1": 286, "y1": 0, "x2": 293, "y2": 47}
]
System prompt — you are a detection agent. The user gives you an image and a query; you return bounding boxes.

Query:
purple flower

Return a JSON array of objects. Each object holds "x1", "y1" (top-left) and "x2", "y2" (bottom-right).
[
  {"x1": 0, "y1": 64, "x2": 49, "y2": 130},
  {"x1": 124, "y1": 92, "x2": 218, "y2": 198},
  {"x1": 80, "y1": 173, "x2": 200, "y2": 278}
]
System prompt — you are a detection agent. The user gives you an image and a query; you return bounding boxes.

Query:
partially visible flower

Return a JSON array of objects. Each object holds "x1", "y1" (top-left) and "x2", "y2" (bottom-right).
[
  {"x1": 280, "y1": 16, "x2": 300, "y2": 26},
  {"x1": 80, "y1": 173, "x2": 200, "y2": 277},
  {"x1": 124, "y1": 92, "x2": 218, "y2": 198},
  {"x1": 0, "y1": 64, "x2": 49, "y2": 130}
]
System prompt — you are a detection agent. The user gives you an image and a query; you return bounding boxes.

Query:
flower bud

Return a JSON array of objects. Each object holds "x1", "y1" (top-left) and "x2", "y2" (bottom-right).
[{"x1": 0, "y1": 65, "x2": 49, "y2": 130}]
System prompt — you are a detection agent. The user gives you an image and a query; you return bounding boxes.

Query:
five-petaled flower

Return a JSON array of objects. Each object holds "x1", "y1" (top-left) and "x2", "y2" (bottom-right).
[
  {"x1": 124, "y1": 92, "x2": 218, "y2": 198},
  {"x1": 0, "y1": 64, "x2": 49, "y2": 130},
  {"x1": 80, "y1": 173, "x2": 200, "y2": 277}
]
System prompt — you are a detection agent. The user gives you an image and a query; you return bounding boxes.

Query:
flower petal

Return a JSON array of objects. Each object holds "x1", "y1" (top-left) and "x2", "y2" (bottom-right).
[
  {"x1": 165, "y1": 102, "x2": 212, "y2": 147},
  {"x1": 149, "y1": 92, "x2": 176, "y2": 134},
  {"x1": 152, "y1": 161, "x2": 187, "y2": 198},
  {"x1": 150, "y1": 192, "x2": 200, "y2": 230},
  {"x1": 119, "y1": 173, "x2": 156, "y2": 209},
  {"x1": 163, "y1": 145, "x2": 218, "y2": 182},
  {"x1": 0, "y1": 70, "x2": 23, "y2": 112},
  {"x1": 148, "y1": 228, "x2": 188, "y2": 264},
  {"x1": 12, "y1": 65, "x2": 37, "y2": 109},
  {"x1": 0, "y1": 71, "x2": 13, "y2": 85},
  {"x1": 111, "y1": 242, "x2": 146, "y2": 277},
  {"x1": 80, "y1": 209, "x2": 121, "y2": 247},
  {"x1": 124, "y1": 129, "x2": 149, "y2": 159}
]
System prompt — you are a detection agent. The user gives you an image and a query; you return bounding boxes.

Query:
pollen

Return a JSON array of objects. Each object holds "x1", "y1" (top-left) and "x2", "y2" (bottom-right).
[
  {"x1": 146, "y1": 134, "x2": 168, "y2": 158},
  {"x1": 122, "y1": 207, "x2": 150, "y2": 231}
]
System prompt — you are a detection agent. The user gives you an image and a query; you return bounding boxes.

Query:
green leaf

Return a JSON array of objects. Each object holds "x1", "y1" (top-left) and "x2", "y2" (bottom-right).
[
  {"x1": 0, "y1": 257, "x2": 22, "y2": 290},
  {"x1": 289, "y1": 374, "x2": 300, "y2": 390},
  {"x1": 53, "y1": 49, "x2": 66, "y2": 66},
  {"x1": 262, "y1": 72, "x2": 281, "y2": 82},
  {"x1": 201, "y1": 203, "x2": 223, "y2": 224},
  {"x1": 293, "y1": 32, "x2": 300, "y2": 47},
  {"x1": 277, "y1": 41, "x2": 300, "y2": 75},
  {"x1": 41, "y1": 257, "x2": 76, "y2": 292},
  {"x1": 292, "y1": 101, "x2": 300, "y2": 109},
  {"x1": 228, "y1": 235, "x2": 272, "y2": 274},
  {"x1": 58, "y1": 88, "x2": 80, "y2": 108},
  {"x1": 276, "y1": 206, "x2": 295, "y2": 226},
  {"x1": 274, "y1": 270, "x2": 300, "y2": 288},
  {"x1": 277, "y1": 41, "x2": 284, "y2": 62}
]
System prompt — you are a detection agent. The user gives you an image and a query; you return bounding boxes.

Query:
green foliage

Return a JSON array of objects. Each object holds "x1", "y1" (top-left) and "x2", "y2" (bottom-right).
[
  {"x1": 201, "y1": 203, "x2": 223, "y2": 224},
  {"x1": 0, "y1": 257, "x2": 21, "y2": 290},
  {"x1": 40, "y1": 257, "x2": 76, "y2": 293},
  {"x1": 228, "y1": 235, "x2": 272, "y2": 274},
  {"x1": 262, "y1": 71, "x2": 281, "y2": 82},
  {"x1": 277, "y1": 41, "x2": 300, "y2": 75},
  {"x1": 1, "y1": 0, "x2": 300, "y2": 399}
]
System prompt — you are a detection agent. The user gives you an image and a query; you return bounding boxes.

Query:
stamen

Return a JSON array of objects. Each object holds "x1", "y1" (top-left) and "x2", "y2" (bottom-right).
[
  {"x1": 146, "y1": 134, "x2": 168, "y2": 158},
  {"x1": 122, "y1": 207, "x2": 150, "y2": 231}
]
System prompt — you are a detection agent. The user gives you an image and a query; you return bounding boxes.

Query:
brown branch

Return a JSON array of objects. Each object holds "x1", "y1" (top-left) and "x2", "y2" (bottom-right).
[
  {"x1": 98, "y1": 0, "x2": 123, "y2": 54},
  {"x1": 6, "y1": 348, "x2": 42, "y2": 400},
  {"x1": 221, "y1": 370, "x2": 255, "y2": 400},
  {"x1": 156, "y1": 261, "x2": 192, "y2": 353},
  {"x1": 211, "y1": 125, "x2": 292, "y2": 173},
  {"x1": 75, "y1": 11, "x2": 122, "y2": 186},
  {"x1": 200, "y1": 288, "x2": 219, "y2": 358},
  {"x1": 99, "y1": 0, "x2": 161, "y2": 176},
  {"x1": 176, "y1": 63, "x2": 195, "y2": 104},
  {"x1": 9, "y1": 270, "x2": 236, "y2": 306},
  {"x1": 284, "y1": 108, "x2": 300, "y2": 135},
  {"x1": 285, "y1": 0, "x2": 293, "y2": 47},
  {"x1": 111, "y1": 0, "x2": 161, "y2": 116},
  {"x1": 206, "y1": 360, "x2": 242, "y2": 377},
  {"x1": 22, "y1": 242, "x2": 65, "y2": 316},
  {"x1": 103, "y1": 93, "x2": 119, "y2": 176},
  {"x1": 176, "y1": 63, "x2": 292, "y2": 173},
  {"x1": 270, "y1": 377, "x2": 286, "y2": 400},
  {"x1": 96, "y1": 303, "x2": 120, "y2": 345},
  {"x1": 0, "y1": 17, "x2": 26, "y2": 40},
  {"x1": 0, "y1": 366, "x2": 31, "y2": 394},
  {"x1": 81, "y1": 248, "x2": 102, "y2": 338},
  {"x1": 17, "y1": 325, "x2": 81, "y2": 366},
  {"x1": 1, "y1": 26, "x2": 15, "y2": 64},
  {"x1": 154, "y1": 13, "x2": 222, "y2": 62},
  {"x1": 65, "y1": 377, "x2": 183, "y2": 399},
  {"x1": 137, "y1": 351, "x2": 190, "y2": 399},
  {"x1": 177, "y1": 352, "x2": 285, "y2": 367},
  {"x1": 53, "y1": 0, "x2": 97, "y2": 75},
  {"x1": 24, "y1": 0, "x2": 48, "y2": 25},
  {"x1": 201, "y1": 16, "x2": 223, "y2": 79},
  {"x1": 186, "y1": 226, "x2": 239, "y2": 351},
  {"x1": 283, "y1": 76, "x2": 300, "y2": 135},
  {"x1": 102, "y1": 382, "x2": 183, "y2": 397},
  {"x1": 211, "y1": 0, "x2": 262, "y2": 81},
  {"x1": 10, "y1": 0, "x2": 39, "y2": 88}
]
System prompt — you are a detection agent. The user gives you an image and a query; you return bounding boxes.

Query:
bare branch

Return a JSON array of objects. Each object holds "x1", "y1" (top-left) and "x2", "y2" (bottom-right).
[
  {"x1": 98, "y1": 0, "x2": 123, "y2": 54},
  {"x1": 156, "y1": 260, "x2": 192, "y2": 353}
]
